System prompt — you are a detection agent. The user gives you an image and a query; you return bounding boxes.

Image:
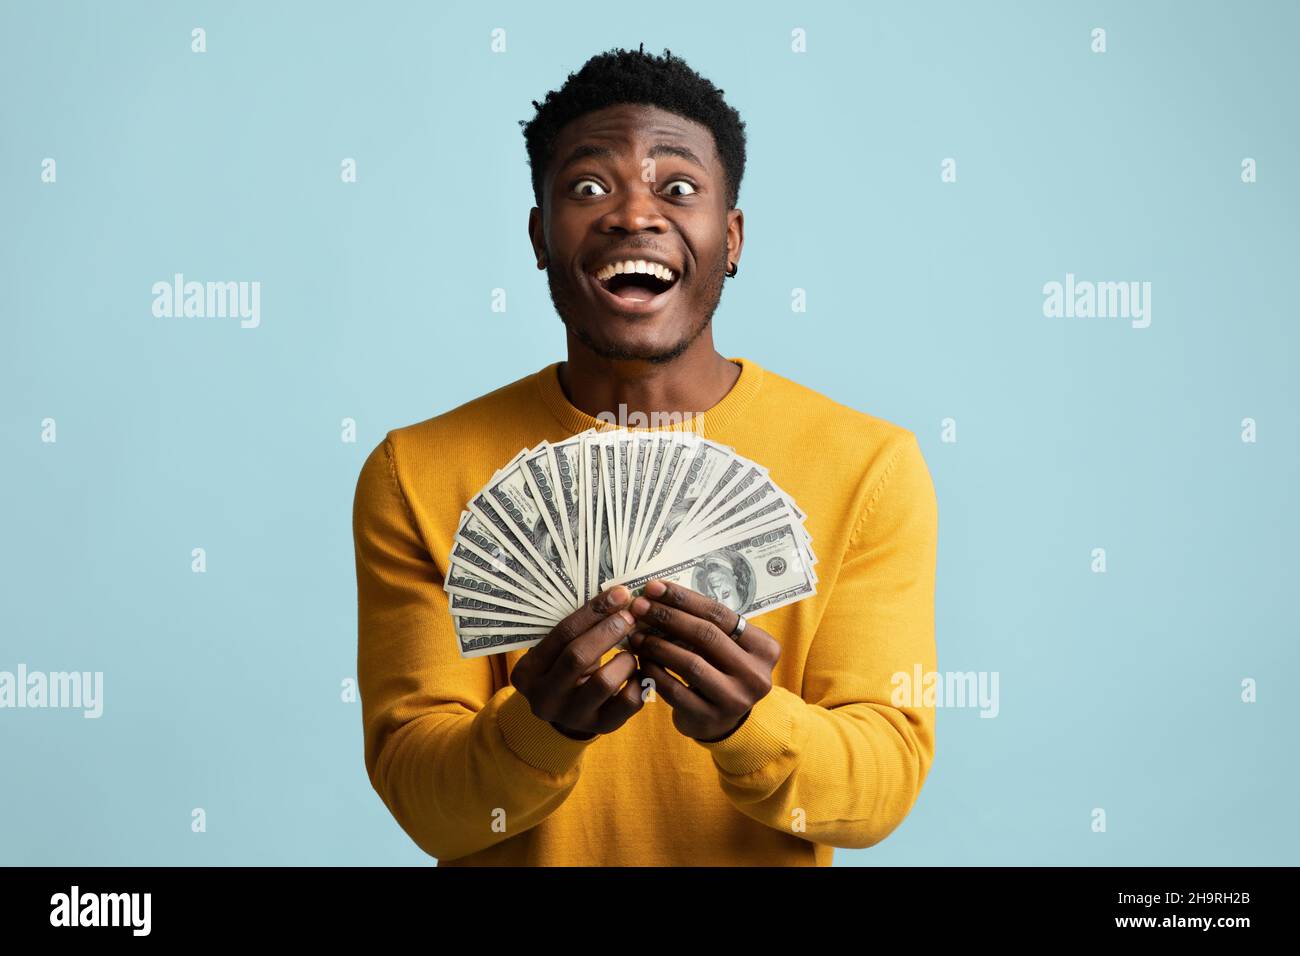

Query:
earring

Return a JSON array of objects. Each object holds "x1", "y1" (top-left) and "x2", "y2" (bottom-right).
[{"x1": 725, "y1": 261, "x2": 738, "y2": 278}]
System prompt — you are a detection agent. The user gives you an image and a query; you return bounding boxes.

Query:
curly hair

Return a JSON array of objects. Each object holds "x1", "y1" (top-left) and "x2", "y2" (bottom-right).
[{"x1": 519, "y1": 43, "x2": 748, "y2": 211}]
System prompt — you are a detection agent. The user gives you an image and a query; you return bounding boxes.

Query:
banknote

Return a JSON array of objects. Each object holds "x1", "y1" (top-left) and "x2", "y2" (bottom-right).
[{"x1": 449, "y1": 428, "x2": 817, "y2": 657}]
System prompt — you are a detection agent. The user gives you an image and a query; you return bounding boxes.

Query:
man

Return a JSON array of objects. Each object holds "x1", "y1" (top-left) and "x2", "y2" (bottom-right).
[{"x1": 353, "y1": 45, "x2": 939, "y2": 866}]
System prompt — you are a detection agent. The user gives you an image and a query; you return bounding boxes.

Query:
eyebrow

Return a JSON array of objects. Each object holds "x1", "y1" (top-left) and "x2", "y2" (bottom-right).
[{"x1": 556, "y1": 142, "x2": 707, "y2": 174}]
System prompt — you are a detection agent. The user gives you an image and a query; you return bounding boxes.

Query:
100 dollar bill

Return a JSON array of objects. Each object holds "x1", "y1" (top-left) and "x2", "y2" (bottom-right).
[{"x1": 599, "y1": 517, "x2": 815, "y2": 619}]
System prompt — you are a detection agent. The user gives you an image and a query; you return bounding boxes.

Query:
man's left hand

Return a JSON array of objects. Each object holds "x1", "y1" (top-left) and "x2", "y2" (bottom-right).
[{"x1": 626, "y1": 579, "x2": 781, "y2": 742}]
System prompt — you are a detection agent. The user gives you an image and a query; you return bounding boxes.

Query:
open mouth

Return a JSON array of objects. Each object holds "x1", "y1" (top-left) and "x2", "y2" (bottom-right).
[{"x1": 587, "y1": 260, "x2": 681, "y2": 312}]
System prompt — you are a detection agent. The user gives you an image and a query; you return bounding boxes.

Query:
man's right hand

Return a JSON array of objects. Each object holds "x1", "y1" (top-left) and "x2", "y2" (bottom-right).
[{"x1": 509, "y1": 585, "x2": 646, "y2": 740}]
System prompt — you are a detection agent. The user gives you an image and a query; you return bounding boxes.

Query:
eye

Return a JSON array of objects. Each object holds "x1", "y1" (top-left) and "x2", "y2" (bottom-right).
[
  {"x1": 663, "y1": 179, "x2": 697, "y2": 197},
  {"x1": 572, "y1": 178, "x2": 608, "y2": 197}
]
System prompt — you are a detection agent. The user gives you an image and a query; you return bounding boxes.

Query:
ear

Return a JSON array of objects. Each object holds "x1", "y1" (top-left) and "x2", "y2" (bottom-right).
[
  {"x1": 528, "y1": 206, "x2": 546, "y2": 266},
  {"x1": 726, "y1": 207, "x2": 744, "y2": 270}
]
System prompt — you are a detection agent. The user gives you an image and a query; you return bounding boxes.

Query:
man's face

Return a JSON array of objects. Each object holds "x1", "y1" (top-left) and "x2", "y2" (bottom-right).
[
  {"x1": 529, "y1": 104, "x2": 743, "y2": 364},
  {"x1": 703, "y1": 563, "x2": 739, "y2": 610}
]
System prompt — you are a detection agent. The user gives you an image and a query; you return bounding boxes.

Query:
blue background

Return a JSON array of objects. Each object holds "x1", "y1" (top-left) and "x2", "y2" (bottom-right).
[{"x1": 2, "y1": 0, "x2": 1296, "y2": 865}]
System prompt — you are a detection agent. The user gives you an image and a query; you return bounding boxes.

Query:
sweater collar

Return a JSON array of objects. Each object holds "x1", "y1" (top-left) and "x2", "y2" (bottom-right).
[{"x1": 534, "y1": 356, "x2": 765, "y2": 438}]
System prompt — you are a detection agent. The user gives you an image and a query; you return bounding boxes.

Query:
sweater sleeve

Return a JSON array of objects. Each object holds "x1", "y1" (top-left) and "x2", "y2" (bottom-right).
[
  {"x1": 354, "y1": 437, "x2": 595, "y2": 862},
  {"x1": 694, "y1": 430, "x2": 939, "y2": 849}
]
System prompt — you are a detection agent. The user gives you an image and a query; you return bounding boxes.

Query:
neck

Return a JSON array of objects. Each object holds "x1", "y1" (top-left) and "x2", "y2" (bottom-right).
[{"x1": 557, "y1": 335, "x2": 741, "y2": 423}]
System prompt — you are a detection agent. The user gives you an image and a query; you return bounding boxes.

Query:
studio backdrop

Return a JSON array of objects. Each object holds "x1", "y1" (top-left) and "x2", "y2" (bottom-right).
[{"x1": 1, "y1": 0, "x2": 1295, "y2": 865}]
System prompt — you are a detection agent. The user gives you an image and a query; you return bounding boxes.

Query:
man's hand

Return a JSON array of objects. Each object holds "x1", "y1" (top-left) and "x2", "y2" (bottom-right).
[
  {"x1": 626, "y1": 579, "x2": 781, "y2": 742},
  {"x1": 510, "y1": 585, "x2": 645, "y2": 740}
]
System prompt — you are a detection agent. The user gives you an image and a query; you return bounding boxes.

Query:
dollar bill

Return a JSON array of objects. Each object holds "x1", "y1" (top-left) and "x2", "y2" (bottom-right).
[{"x1": 449, "y1": 428, "x2": 817, "y2": 657}]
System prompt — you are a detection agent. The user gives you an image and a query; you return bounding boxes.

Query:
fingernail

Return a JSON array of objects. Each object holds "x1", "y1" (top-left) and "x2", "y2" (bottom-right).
[
  {"x1": 645, "y1": 580, "x2": 667, "y2": 597},
  {"x1": 608, "y1": 585, "x2": 630, "y2": 604},
  {"x1": 630, "y1": 596, "x2": 651, "y2": 615},
  {"x1": 618, "y1": 610, "x2": 635, "y2": 628}
]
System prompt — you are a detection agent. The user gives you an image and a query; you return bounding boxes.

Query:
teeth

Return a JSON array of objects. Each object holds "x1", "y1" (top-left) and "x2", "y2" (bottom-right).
[{"x1": 592, "y1": 259, "x2": 676, "y2": 284}]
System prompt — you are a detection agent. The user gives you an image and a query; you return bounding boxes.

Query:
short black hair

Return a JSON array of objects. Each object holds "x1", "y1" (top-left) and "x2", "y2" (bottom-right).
[{"x1": 519, "y1": 44, "x2": 747, "y2": 211}]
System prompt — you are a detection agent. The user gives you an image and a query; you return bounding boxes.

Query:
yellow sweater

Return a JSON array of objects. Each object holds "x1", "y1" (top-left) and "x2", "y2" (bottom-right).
[{"x1": 352, "y1": 356, "x2": 939, "y2": 866}]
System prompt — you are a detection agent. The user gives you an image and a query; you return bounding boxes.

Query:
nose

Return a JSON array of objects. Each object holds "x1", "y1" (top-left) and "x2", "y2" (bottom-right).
[{"x1": 596, "y1": 179, "x2": 669, "y2": 235}]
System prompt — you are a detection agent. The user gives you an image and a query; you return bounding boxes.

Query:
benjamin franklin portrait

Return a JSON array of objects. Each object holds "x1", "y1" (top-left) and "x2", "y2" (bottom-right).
[{"x1": 691, "y1": 550, "x2": 755, "y2": 613}]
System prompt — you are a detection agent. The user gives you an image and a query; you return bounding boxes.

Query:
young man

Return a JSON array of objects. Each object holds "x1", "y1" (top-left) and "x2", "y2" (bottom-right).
[{"x1": 352, "y1": 46, "x2": 939, "y2": 866}]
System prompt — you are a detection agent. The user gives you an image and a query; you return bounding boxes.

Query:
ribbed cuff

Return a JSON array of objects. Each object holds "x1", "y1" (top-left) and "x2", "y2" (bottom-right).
[
  {"x1": 495, "y1": 689, "x2": 595, "y2": 775},
  {"x1": 695, "y1": 685, "x2": 801, "y2": 775}
]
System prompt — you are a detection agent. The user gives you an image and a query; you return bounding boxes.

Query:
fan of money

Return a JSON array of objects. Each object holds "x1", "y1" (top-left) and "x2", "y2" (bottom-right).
[{"x1": 446, "y1": 427, "x2": 818, "y2": 658}]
